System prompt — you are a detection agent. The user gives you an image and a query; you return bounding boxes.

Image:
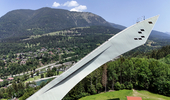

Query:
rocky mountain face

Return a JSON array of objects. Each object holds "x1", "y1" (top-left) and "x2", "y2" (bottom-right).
[{"x1": 0, "y1": 7, "x2": 111, "y2": 39}]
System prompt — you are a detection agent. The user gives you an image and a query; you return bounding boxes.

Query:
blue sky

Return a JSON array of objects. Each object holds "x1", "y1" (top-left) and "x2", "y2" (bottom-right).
[{"x1": 0, "y1": 0, "x2": 169, "y2": 32}]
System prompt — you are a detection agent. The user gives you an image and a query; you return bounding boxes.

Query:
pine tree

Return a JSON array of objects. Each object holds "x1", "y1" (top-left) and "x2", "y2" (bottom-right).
[{"x1": 102, "y1": 64, "x2": 107, "y2": 92}]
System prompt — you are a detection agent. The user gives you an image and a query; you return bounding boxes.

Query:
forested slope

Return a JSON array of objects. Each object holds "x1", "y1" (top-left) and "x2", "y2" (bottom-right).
[
  {"x1": 0, "y1": 7, "x2": 111, "y2": 39},
  {"x1": 62, "y1": 45, "x2": 170, "y2": 100}
]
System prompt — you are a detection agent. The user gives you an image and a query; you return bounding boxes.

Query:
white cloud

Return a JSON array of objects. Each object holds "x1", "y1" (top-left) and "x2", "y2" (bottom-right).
[
  {"x1": 63, "y1": 1, "x2": 79, "y2": 7},
  {"x1": 52, "y1": 1, "x2": 87, "y2": 12},
  {"x1": 70, "y1": 5, "x2": 87, "y2": 12},
  {"x1": 52, "y1": 2, "x2": 60, "y2": 7}
]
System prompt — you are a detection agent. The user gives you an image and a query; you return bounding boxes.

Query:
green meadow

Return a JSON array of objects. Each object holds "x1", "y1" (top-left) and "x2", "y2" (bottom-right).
[{"x1": 79, "y1": 89, "x2": 170, "y2": 100}]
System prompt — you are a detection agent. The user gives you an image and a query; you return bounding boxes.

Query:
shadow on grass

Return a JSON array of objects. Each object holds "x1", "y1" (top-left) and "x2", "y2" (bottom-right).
[{"x1": 107, "y1": 98, "x2": 120, "y2": 100}]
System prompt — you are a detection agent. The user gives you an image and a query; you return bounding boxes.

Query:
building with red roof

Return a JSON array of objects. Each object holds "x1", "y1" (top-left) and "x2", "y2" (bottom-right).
[
  {"x1": 0, "y1": 79, "x2": 3, "y2": 82},
  {"x1": 7, "y1": 77, "x2": 14, "y2": 81},
  {"x1": 127, "y1": 96, "x2": 142, "y2": 100}
]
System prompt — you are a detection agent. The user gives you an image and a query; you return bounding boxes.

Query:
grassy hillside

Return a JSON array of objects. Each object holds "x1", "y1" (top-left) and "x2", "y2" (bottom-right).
[{"x1": 79, "y1": 89, "x2": 170, "y2": 100}]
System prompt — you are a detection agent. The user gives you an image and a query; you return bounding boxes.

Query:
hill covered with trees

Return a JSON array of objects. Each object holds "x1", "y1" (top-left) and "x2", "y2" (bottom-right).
[{"x1": 0, "y1": 7, "x2": 111, "y2": 39}]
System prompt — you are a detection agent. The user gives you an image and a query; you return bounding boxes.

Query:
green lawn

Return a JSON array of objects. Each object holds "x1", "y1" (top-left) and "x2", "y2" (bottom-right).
[
  {"x1": 24, "y1": 71, "x2": 63, "y2": 83},
  {"x1": 25, "y1": 75, "x2": 41, "y2": 83},
  {"x1": 55, "y1": 71, "x2": 63, "y2": 75},
  {"x1": 79, "y1": 89, "x2": 170, "y2": 100},
  {"x1": 134, "y1": 90, "x2": 170, "y2": 100},
  {"x1": 79, "y1": 90, "x2": 132, "y2": 100}
]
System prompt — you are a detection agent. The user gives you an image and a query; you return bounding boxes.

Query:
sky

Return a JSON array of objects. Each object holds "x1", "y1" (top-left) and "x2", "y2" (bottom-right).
[{"x1": 0, "y1": 0, "x2": 169, "y2": 32}]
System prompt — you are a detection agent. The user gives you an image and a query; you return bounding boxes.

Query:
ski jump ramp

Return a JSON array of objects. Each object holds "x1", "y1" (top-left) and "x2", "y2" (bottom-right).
[{"x1": 27, "y1": 15, "x2": 159, "y2": 100}]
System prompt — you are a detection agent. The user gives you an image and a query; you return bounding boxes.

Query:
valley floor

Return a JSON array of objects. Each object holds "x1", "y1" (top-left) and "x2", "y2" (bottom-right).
[{"x1": 79, "y1": 89, "x2": 170, "y2": 100}]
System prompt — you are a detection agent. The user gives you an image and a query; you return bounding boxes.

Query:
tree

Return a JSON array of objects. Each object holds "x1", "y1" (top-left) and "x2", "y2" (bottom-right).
[
  {"x1": 107, "y1": 61, "x2": 118, "y2": 90},
  {"x1": 46, "y1": 69, "x2": 54, "y2": 77},
  {"x1": 102, "y1": 64, "x2": 107, "y2": 92},
  {"x1": 125, "y1": 82, "x2": 133, "y2": 90},
  {"x1": 96, "y1": 83, "x2": 102, "y2": 93},
  {"x1": 119, "y1": 57, "x2": 125, "y2": 84},
  {"x1": 36, "y1": 70, "x2": 39, "y2": 76},
  {"x1": 31, "y1": 72, "x2": 33, "y2": 78},
  {"x1": 18, "y1": 82, "x2": 25, "y2": 90},
  {"x1": 137, "y1": 58, "x2": 151, "y2": 89},
  {"x1": 23, "y1": 74, "x2": 29, "y2": 81},
  {"x1": 40, "y1": 82, "x2": 46, "y2": 88},
  {"x1": 57, "y1": 70, "x2": 59, "y2": 75},
  {"x1": 3, "y1": 80, "x2": 8, "y2": 86},
  {"x1": 0, "y1": 90, "x2": 3, "y2": 98},
  {"x1": 12, "y1": 82, "x2": 18, "y2": 92},
  {"x1": 3, "y1": 93, "x2": 8, "y2": 99},
  {"x1": 52, "y1": 67, "x2": 57, "y2": 72},
  {"x1": 121, "y1": 84, "x2": 125, "y2": 90},
  {"x1": 41, "y1": 73, "x2": 44, "y2": 78},
  {"x1": 114, "y1": 82, "x2": 121, "y2": 90}
]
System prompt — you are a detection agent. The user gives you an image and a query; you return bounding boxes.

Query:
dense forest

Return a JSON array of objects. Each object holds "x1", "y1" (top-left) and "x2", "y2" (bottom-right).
[{"x1": 62, "y1": 45, "x2": 170, "y2": 99}]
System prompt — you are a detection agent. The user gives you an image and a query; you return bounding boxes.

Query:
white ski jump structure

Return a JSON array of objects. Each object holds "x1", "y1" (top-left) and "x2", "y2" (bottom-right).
[{"x1": 27, "y1": 15, "x2": 159, "y2": 100}]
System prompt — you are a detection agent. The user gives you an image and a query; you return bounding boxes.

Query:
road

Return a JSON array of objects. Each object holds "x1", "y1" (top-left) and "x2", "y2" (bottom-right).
[
  {"x1": 35, "y1": 62, "x2": 57, "y2": 71},
  {"x1": 12, "y1": 62, "x2": 58, "y2": 77}
]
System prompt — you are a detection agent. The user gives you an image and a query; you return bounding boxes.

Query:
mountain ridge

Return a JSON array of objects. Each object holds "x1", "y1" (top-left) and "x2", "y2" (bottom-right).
[
  {"x1": 0, "y1": 7, "x2": 170, "y2": 43},
  {"x1": 0, "y1": 7, "x2": 111, "y2": 39}
]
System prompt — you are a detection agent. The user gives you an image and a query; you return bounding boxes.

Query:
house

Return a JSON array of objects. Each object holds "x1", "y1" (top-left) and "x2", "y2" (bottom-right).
[
  {"x1": 63, "y1": 62, "x2": 72, "y2": 66},
  {"x1": 54, "y1": 64, "x2": 62, "y2": 68},
  {"x1": 49, "y1": 51, "x2": 54, "y2": 55},
  {"x1": 7, "y1": 84, "x2": 12, "y2": 87},
  {"x1": 20, "y1": 59, "x2": 27, "y2": 65},
  {"x1": 40, "y1": 47, "x2": 47, "y2": 52},
  {"x1": 29, "y1": 84, "x2": 37, "y2": 88},
  {"x1": 16, "y1": 58, "x2": 20, "y2": 60},
  {"x1": 7, "y1": 77, "x2": 14, "y2": 81},
  {"x1": 0, "y1": 79, "x2": 3, "y2": 82},
  {"x1": 127, "y1": 96, "x2": 142, "y2": 100}
]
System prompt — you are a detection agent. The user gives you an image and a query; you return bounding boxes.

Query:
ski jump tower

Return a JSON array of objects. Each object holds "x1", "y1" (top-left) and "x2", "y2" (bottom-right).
[{"x1": 27, "y1": 15, "x2": 159, "y2": 100}]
